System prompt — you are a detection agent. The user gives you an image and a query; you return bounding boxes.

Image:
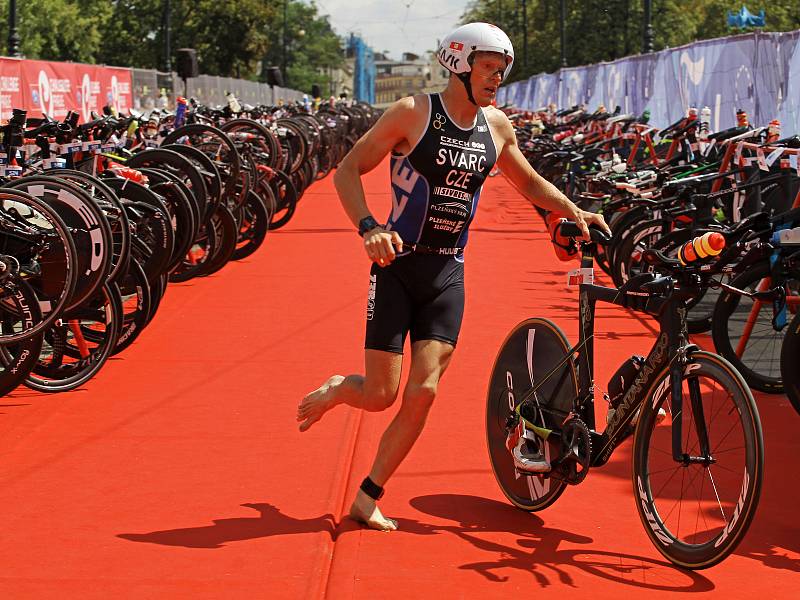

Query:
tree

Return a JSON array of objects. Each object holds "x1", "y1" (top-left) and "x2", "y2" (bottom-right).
[
  {"x1": 259, "y1": 1, "x2": 344, "y2": 94},
  {"x1": 1, "y1": 0, "x2": 278, "y2": 80},
  {"x1": 0, "y1": 0, "x2": 113, "y2": 63},
  {"x1": 170, "y1": 0, "x2": 276, "y2": 79}
]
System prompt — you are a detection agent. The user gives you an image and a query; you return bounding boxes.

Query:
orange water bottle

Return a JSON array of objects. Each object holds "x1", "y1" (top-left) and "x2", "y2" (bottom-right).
[{"x1": 677, "y1": 232, "x2": 725, "y2": 265}]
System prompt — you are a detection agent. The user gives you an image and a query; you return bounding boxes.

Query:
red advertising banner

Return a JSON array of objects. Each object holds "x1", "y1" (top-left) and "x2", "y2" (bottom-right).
[
  {"x1": 0, "y1": 57, "x2": 133, "y2": 122},
  {"x1": 73, "y1": 64, "x2": 133, "y2": 121},
  {"x1": 0, "y1": 58, "x2": 24, "y2": 121}
]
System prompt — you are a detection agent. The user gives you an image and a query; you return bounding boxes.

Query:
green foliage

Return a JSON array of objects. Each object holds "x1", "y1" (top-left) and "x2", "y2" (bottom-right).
[
  {"x1": 260, "y1": 1, "x2": 344, "y2": 93},
  {"x1": 461, "y1": 0, "x2": 800, "y2": 82},
  {"x1": 0, "y1": 0, "x2": 343, "y2": 90},
  {"x1": 0, "y1": 0, "x2": 113, "y2": 63}
]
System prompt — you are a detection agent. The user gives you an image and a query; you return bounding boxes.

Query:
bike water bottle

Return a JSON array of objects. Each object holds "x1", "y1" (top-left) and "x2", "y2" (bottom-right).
[
  {"x1": 698, "y1": 106, "x2": 711, "y2": 140},
  {"x1": 174, "y1": 96, "x2": 187, "y2": 128},
  {"x1": 736, "y1": 108, "x2": 749, "y2": 128},
  {"x1": 677, "y1": 231, "x2": 725, "y2": 265},
  {"x1": 226, "y1": 91, "x2": 241, "y2": 114},
  {"x1": 767, "y1": 119, "x2": 781, "y2": 143},
  {"x1": 606, "y1": 355, "x2": 646, "y2": 424}
]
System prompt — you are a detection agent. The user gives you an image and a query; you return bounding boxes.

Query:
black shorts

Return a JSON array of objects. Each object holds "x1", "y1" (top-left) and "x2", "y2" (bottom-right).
[{"x1": 365, "y1": 253, "x2": 465, "y2": 354}]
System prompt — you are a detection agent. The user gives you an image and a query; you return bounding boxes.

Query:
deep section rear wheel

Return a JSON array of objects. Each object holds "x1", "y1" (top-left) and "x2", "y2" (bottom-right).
[{"x1": 486, "y1": 317, "x2": 577, "y2": 511}]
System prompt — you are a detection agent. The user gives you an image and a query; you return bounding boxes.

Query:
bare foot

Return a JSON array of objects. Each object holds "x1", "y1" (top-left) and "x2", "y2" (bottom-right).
[
  {"x1": 297, "y1": 375, "x2": 345, "y2": 432},
  {"x1": 349, "y1": 489, "x2": 397, "y2": 531}
]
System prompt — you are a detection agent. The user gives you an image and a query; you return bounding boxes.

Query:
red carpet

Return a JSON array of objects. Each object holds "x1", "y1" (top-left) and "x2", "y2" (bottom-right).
[{"x1": 0, "y1": 159, "x2": 797, "y2": 598}]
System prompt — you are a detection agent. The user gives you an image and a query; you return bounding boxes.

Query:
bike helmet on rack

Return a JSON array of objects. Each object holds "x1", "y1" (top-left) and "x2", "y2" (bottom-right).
[{"x1": 437, "y1": 23, "x2": 514, "y2": 105}]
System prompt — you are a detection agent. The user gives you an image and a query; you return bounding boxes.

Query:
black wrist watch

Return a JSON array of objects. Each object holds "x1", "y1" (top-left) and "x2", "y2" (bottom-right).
[{"x1": 358, "y1": 215, "x2": 380, "y2": 237}]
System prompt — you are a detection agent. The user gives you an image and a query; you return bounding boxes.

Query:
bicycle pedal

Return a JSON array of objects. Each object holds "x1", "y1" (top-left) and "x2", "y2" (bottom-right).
[{"x1": 514, "y1": 467, "x2": 552, "y2": 478}]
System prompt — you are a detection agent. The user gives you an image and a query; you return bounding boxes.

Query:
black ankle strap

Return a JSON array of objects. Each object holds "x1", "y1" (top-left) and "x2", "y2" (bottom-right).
[{"x1": 360, "y1": 476, "x2": 384, "y2": 501}]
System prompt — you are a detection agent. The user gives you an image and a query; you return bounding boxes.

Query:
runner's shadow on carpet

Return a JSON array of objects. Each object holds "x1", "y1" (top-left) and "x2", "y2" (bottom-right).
[
  {"x1": 117, "y1": 503, "x2": 336, "y2": 548},
  {"x1": 410, "y1": 494, "x2": 714, "y2": 591}
]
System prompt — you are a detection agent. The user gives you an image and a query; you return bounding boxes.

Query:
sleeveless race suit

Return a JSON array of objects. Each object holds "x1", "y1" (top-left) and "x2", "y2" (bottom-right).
[{"x1": 365, "y1": 94, "x2": 498, "y2": 353}]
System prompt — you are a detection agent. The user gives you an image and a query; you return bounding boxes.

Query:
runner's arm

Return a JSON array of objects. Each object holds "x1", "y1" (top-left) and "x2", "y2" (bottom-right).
[
  {"x1": 492, "y1": 111, "x2": 610, "y2": 239},
  {"x1": 333, "y1": 97, "x2": 417, "y2": 229},
  {"x1": 334, "y1": 97, "x2": 421, "y2": 264}
]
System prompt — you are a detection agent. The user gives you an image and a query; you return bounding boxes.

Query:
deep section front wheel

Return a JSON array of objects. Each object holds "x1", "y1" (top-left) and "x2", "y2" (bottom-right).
[{"x1": 632, "y1": 351, "x2": 763, "y2": 569}]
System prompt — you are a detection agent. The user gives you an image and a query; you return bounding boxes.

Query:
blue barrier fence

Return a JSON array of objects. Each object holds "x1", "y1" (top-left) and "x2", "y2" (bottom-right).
[{"x1": 497, "y1": 29, "x2": 800, "y2": 133}]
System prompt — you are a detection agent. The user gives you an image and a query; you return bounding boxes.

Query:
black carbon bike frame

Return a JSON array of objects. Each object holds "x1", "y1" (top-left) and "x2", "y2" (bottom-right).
[{"x1": 526, "y1": 239, "x2": 712, "y2": 470}]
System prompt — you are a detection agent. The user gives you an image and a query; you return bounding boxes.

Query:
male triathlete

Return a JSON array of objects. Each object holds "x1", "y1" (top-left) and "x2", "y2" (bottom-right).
[{"x1": 297, "y1": 23, "x2": 610, "y2": 531}]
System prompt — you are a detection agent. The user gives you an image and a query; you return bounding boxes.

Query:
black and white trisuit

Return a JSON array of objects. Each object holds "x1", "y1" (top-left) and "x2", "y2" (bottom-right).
[{"x1": 365, "y1": 93, "x2": 498, "y2": 353}]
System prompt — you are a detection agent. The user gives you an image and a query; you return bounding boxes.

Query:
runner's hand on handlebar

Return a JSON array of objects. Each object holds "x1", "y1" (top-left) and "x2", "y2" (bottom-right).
[
  {"x1": 572, "y1": 208, "x2": 611, "y2": 241},
  {"x1": 364, "y1": 227, "x2": 403, "y2": 267}
]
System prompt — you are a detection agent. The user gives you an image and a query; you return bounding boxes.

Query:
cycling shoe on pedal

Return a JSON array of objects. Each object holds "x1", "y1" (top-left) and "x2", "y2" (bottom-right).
[{"x1": 506, "y1": 420, "x2": 551, "y2": 474}]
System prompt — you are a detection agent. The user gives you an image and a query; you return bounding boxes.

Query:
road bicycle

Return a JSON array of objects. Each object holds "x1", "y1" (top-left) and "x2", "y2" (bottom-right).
[{"x1": 486, "y1": 223, "x2": 763, "y2": 569}]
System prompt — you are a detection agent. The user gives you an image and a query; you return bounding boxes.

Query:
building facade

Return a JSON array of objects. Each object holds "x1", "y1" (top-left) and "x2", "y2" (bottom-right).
[{"x1": 374, "y1": 52, "x2": 433, "y2": 107}]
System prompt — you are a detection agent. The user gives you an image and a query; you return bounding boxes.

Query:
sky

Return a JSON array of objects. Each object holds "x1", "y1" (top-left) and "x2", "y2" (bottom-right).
[{"x1": 312, "y1": 0, "x2": 471, "y2": 60}]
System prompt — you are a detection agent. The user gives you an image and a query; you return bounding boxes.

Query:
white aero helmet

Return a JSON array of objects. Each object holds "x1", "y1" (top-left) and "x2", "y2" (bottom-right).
[{"x1": 438, "y1": 22, "x2": 514, "y2": 81}]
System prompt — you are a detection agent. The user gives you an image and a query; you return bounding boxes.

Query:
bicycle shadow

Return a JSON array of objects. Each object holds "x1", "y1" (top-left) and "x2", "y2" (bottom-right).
[
  {"x1": 409, "y1": 494, "x2": 714, "y2": 591},
  {"x1": 738, "y1": 544, "x2": 800, "y2": 572},
  {"x1": 117, "y1": 503, "x2": 336, "y2": 548}
]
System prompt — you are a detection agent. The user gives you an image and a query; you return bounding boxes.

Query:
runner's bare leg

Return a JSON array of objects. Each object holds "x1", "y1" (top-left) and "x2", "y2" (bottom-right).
[
  {"x1": 297, "y1": 350, "x2": 402, "y2": 431},
  {"x1": 349, "y1": 340, "x2": 453, "y2": 530}
]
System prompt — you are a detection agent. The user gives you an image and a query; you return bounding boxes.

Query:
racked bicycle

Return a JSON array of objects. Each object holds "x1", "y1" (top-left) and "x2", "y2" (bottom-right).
[{"x1": 486, "y1": 223, "x2": 763, "y2": 569}]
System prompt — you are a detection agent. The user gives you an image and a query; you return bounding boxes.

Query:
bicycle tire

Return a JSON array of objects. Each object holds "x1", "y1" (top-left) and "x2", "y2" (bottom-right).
[
  {"x1": 136, "y1": 168, "x2": 198, "y2": 272},
  {"x1": 486, "y1": 317, "x2": 575, "y2": 512},
  {"x1": 25, "y1": 282, "x2": 123, "y2": 393},
  {"x1": 161, "y1": 124, "x2": 241, "y2": 206},
  {"x1": 611, "y1": 218, "x2": 668, "y2": 288},
  {"x1": 268, "y1": 169, "x2": 298, "y2": 230},
  {"x1": 711, "y1": 261, "x2": 797, "y2": 393},
  {"x1": 46, "y1": 169, "x2": 132, "y2": 285},
  {"x1": 232, "y1": 191, "x2": 269, "y2": 261},
  {"x1": 109, "y1": 258, "x2": 151, "y2": 355},
  {"x1": 163, "y1": 144, "x2": 223, "y2": 220},
  {"x1": 4, "y1": 176, "x2": 114, "y2": 312},
  {"x1": 202, "y1": 204, "x2": 238, "y2": 276},
  {"x1": 0, "y1": 189, "x2": 78, "y2": 343},
  {"x1": 125, "y1": 148, "x2": 206, "y2": 229},
  {"x1": 781, "y1": 311, "x2": 800, "y2": 415},
  {"x1": 0, "y1": 276, "x2": 44, "y2": 396},
  {"x1": 632, "y1": 351, "x2": 763, "y2": 569}
]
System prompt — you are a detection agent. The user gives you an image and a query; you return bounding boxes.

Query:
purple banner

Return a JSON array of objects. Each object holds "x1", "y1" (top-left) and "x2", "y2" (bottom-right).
[{"x1": 501, "y1": 30, "x2": 800, "y2": 133}]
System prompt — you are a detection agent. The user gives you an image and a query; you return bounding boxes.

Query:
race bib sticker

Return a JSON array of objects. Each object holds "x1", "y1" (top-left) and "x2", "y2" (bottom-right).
[
  {"x1": 81, "y1": 141, "x2": 102, "y2": 153},
  {"x1": 567, "y1": 268, "x2": 594, "y2": 287},
  {"x1": 60, "y1": 141, "x2": 83, "y2": 155},
  {"x1": 43, "y1": 157, "x2": 67, "y2": 170},
  {"x1": 0, "y1": 165, "x2": 23, "y2": 176}
]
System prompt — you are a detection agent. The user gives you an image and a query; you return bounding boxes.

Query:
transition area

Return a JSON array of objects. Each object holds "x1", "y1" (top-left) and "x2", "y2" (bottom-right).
[{"x1": 0, "y1": 159, "x2": 797, "y2": 599}]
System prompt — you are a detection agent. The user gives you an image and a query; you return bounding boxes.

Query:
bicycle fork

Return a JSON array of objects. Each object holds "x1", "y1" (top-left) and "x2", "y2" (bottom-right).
[{"x1": 669, "y1": 349, "x2": 714, "y2": 466}]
